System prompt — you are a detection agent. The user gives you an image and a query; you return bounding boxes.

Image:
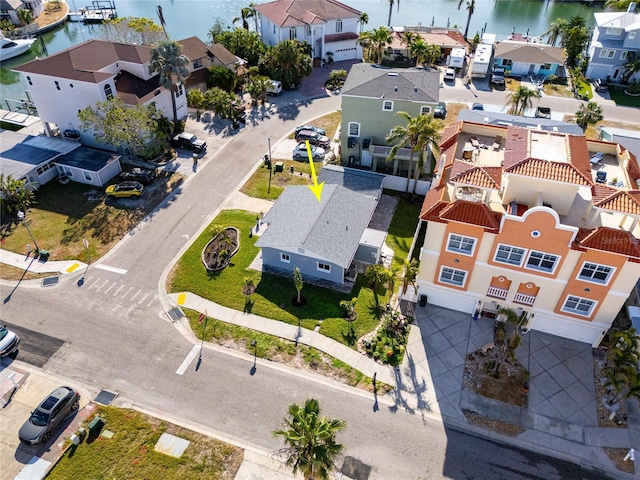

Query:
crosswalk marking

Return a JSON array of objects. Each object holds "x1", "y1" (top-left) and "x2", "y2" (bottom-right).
[
  {"x1": 176, "y1": 345, "x2": 200, "y2": 375},
  {"x1": 94, "y1": 264, "x2": 128, "y2": 275},
  {"x1": 137, "y1": 292, "x2": 149, "y2": 304},
  {"x1": 112, "y1": 284, "x2": 125, "y2": 297}
]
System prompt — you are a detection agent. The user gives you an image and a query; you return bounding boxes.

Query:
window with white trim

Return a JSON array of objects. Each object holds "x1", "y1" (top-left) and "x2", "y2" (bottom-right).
[
  {"x1": 420, "y1": 105, "x2": 431, "y2": 115},
  {"x1": 630, "y1": 32, "x2": 637, "y2": 40},
  {"x1": 525, "y1": 251, "x2": 559, "y2": 273},
  {"x1": 336, "y1": 19, "x2": 343, "y2": 33},
  {"x1": 608, "y1": 50, "x2": 615, "y2": 58},
  {"x1": 562, "y1": 295, "x2": 596, "y2": 317},
  {"x1": 289, "y1": 27, "x2": 297, "y2": 40},
  {"x1": 438, "y1": 266, "x2": 467, "y2": 287},
  {"x1": 317, "y1": 262, "x2": 331, "y2": 272},
  {"x1": 621, "y1": 51, "x2": 628, "y2": 60},
  {"x1": 104, "y1": 83, "x2": 113, "y2": 99},
  {"x1": 83, "y1": 171, "x2": 92, "y2": 181},
  {"x1": 280, "y1": 253, "x2": 290, "y2": 263},
  {"x1": 494, "y1": 244, "x2": 526, "y2": 266},
  {"x1": 306, "y1": 25, "x2": 311, "y2": 36},
  {"x1": 382, "y1": 100, "x2": 393, "y2": 111},
  {"x1": 542, "y1": 63, "x2": 551, "y2": 70},
  {"x1": 606, "y1": 27, "x2": 622, "y2": 35},
  {"x1": 578, "y1": 262, "x2": 614, "y2": 284},
  {"x1": 348, "y1": 122, "x2": 360, "y2": 137},
  {"x1": 446, "y1": 234, "x2": 476, "y2": 255},
  {"x1": 193, "y1": 59, "x2": 203, "y2": 69},
  {"x1": 599, "y1": 49, "x2": 609, "y2": 58}
]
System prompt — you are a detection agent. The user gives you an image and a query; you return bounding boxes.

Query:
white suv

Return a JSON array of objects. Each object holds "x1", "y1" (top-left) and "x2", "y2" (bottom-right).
[{"x1": 444, "y1": 68, "x2": 456, "y2": 82}]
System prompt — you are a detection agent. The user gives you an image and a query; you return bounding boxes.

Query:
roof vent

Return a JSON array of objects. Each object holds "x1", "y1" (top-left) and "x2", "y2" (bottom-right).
[
  {"x1": 387, "y1": 72, "x2": 398, "y2": 77},
  {"x1": 414, "y1": 86, "x2": 418, "y2": 92},
  {"x1": 394, "y1": 85, "x2": 398, "y2": 91}
]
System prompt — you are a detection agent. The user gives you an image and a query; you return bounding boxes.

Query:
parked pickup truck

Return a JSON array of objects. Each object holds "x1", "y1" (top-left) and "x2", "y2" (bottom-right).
[
  {"x1": 171, "y1": 132, "x2": 207, "y2": 152},
  {"x1": 535, "y1": 106, "x2": 551, "y2": 119},
  {"x1": 490, "y1": 68, "x2": 505, "y2": 86}
]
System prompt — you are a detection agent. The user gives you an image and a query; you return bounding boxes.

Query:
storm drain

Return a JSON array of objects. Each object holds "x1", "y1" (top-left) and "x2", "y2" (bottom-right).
[
  {"x1": 41, "y1": 276, "x2": 59, "y2": 287},
  {"x1": 94, "y1": 389, "x2": 118, "y2": 406},
  {"x1": 341, "y1": 456, "x2": 372, "y2": 480},
  {"x1": 167, "y1": 307, "x2": 185, "y2": 322}
]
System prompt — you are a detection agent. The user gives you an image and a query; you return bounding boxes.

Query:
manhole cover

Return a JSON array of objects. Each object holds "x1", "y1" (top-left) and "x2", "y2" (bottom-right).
[
  {"x1": 167, "y1": 307, "x2": 184, "y2": 322},
  {"x1": 94, "y1": 389, "x2": 118, "y2": 406},
  {"x1": 341, "y1": 456, "x2": 371, "y2": 480},
  {"x1": 42, "y1": 276, "x2": 59, "y2": 287}
]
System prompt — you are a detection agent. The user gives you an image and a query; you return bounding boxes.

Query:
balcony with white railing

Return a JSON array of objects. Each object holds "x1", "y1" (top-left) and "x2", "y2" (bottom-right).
[
  {"x1": 486, "y1": 286, "x2": 508, "y2": 300},
  {"x1": 514, "y1": 292, "x2": 536, "y2": 306}
]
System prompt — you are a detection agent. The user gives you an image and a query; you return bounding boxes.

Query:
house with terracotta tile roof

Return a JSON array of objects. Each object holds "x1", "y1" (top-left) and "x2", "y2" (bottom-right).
[
  {"x1": 493, "y1": 41, "x2": 565, "y2": 77},
  {"x1": 12, "y1": 38, "x2": 196, "y2": 147},
  {"x1": 386, "y1": 26, "x2": 468, "y2": 64},
  {"x1": 414, "y1": 120, "x2": 640, "y2": 346},
  {"x1": 254, "y1": 0, "x2": 362, "y2": 62}
]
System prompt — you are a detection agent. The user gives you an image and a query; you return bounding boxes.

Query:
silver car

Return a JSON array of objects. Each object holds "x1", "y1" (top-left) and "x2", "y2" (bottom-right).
[
  {"x1": 0, "y1": 325, "x2": 20, "y2": 357},
  {"x1": 293, "y1": 142, "x2": 326, "y2": 161},
  {"x1": 19, "y1": 386, "x2": 80, "y2": 445}
]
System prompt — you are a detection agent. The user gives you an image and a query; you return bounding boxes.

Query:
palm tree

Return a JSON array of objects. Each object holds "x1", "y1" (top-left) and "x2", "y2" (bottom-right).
[
  {"x1": 493, "y1": 307, "x2": 524, "y2": 376},
  {"x1": 386, "y1": 0, "x2": 400, "y2": 28},
  {"x1": 411, "y1": 38, "x2": 429, "y2": 67},
  {"x1": 575, "y1": 101, "x2": 603, "y2": 131},
  {"x1": 364, "y1": 263, "x2": 387, "y2": 292},
  {"x1": 357, "y1": 30, "x2": 373, "y2": 62},
  {"x1": 242, "y1": 277, "x2": 256, "y2": 301},
  {"x1": 425, "y1": 44, "x2": 442, "y2": 66},
  {"x1": 543, "y1": 18, "x2": 568, "y2": 47},
  {"x1": 358, "y1": 12, "x2": 369, "y2": 34},
  {"x1": 605, "y1": 0, "x2": 636, "y2": 10},
  {"x1": 293, "y1": 267, "x2": 303, "y2": 304},
  {"x1": 150, "y1": 39, "x2": 190, "y2": 124},
  {"x1": 274, "y1": 398, "x2": 346, "y2": 480},
  {"x1": 603, "y1": 328, "x2": 640, "y2": 406},
  {"x1": 233, "y1": 6, "x2": 254, "y2": 31},
  {"x1": 400, "y1": 258, "x2": 419, "y2": 297},
  {"x1": 401, "y1": 31, "x2": 417, "y2": 60},
  {"x1": 369, "y1": 26, "x2": 393, "y2": 64},
  {"x1": 506, "y1": 86, "x2": 537, "y2": 116},
  {"x1": 457, "y1": 0, "x2": 476, "y2": 40},
  {"x1": 386, "y1": 112, "x2": 443, "y2": 194},
  {"x1": 622, "y1": 54, "x2": 640, "y2": 82}
]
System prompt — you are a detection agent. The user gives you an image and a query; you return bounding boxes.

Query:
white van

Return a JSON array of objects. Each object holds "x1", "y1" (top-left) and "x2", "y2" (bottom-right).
[{"x1": 266, "y1": 79, "x2": 282, "y2": 95}]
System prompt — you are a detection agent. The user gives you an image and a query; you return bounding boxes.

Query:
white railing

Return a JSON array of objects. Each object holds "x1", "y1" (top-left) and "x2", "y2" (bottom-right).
[
  {"x1": 514, "y1": 293, "x2": 536, "y2": 305},
  {"x1": 486, "y1": 286, "x2": 508, "y2": 299}
]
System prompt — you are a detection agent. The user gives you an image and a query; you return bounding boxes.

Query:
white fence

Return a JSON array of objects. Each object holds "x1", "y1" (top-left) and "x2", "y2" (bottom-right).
[{"x1": 381, "y1": 175, "x2": 431, "y2": 195}]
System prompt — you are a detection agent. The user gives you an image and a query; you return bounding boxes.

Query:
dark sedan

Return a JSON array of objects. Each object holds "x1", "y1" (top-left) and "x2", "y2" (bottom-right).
[
  {"x1": 19, "y1": 386, "x2": 80, "y2": 445},
  {"x1": 119, "y1": 168, "x2": 156, "y2": 185}
]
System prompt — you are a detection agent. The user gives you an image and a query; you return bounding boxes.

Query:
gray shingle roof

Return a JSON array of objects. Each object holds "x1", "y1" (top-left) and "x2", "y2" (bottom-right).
[
  {"x1": 256, "y1": 184, "x2": 377, "y2": 268},
  {"x1": 494, "y1": 42, "x2": 564, "y2": 65},
  {"x1": 317, "y1": 164, "x2": 384, "y2": 199},
  {"x1": 341, "y1": 63, "x2": 440, "y2": 103}
]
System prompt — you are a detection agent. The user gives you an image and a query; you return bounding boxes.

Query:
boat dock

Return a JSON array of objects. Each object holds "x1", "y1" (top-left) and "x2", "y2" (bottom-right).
[{"x1": 68, "y1": 0, "x2": 117, "y2": 23}]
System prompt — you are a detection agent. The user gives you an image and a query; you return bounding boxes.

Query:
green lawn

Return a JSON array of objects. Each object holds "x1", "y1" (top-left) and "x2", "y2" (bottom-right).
[
  {"x1": 240, "y1": 160, "x2": 322, "y2": 200},
  {"x1": 46, "y1": 407, "x2": 242, "y2": 479},
  {"x1": 608, "y1": 87, "x2": 640, "y2": 107}
]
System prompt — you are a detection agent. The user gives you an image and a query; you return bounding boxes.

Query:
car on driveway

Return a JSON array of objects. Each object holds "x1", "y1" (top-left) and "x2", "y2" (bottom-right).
[
  {"x1": 0, "y1": 325, "x2": 20, "y2": 357},
  {"x1": 171, "y1": 132, "x2": 207, "y2": 152},
  {"x1": 472, "y1": 102, "x2": 484, "y2": 110},
  {"x1": 119, "y1": 168, "x2": 156, "y2": 185},
  {"x1": 105, "y1": 181, "x2": 144, "y2": 199},
  {"x1": 293, "y1": 142, "x2": 326, "y2": 160},
  {"x1": 295, "y1": 129, "x2": 330, "y2": 148},
  {"x1": 434, "y1": 102, "x2": 447, "y2": 119},
  {"x1": 19, "y1": 386, "x2": 80, "y2": 445},
  {"x1": 294, "y1": 124, "x2": 326, "y2": 136},
  {"x1": 490, "y1": 68, "x2": 505, "y2": 86},
  {"x1": 444, "y1": 68, "x2": 456, "y2": 82}
]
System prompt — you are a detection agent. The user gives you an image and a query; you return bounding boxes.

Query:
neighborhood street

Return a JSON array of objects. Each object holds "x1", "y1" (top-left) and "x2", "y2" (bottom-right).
[{"x1": 0, "y1": 73, "x2": 632, "y2": 479}]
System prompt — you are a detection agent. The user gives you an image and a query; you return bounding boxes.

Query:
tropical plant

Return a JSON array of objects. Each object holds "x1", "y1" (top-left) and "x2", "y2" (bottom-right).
[
  {"x1": 0, "y1": 18, "x2": 15, "y2": 33},
  {"x1": 293, "y1": 267, "x2": 303, "y2": 304},
  {"x1": 364, "y1": 263, "x2": 387, "y2": 292},
  {"x1": 400, "y1": 258, "x2": 419, "y2": 297},
  {"x1": 366, "y1": 26, "x2": 393, "y2": 64},
  {"x1": 340, "y1": 297, "x2": 358, "y2": 321},
  {"x1": 401, "y1": 31, "x2": 417, "y2": 59},
  {"x1": 16, "y1": 8, "x2": 33, "y2": 26},
  {"x1": 186, "y1": 89, "x2": 208, "y2": 120},
  {"x1": 207, "y1": 65, "x2": 237, "y2": 92},
  {"x1": 273, "y1": 398, "x2": 346, "y2": 480},
  {"x1": 233, "y1": 6, "x2": 255, "y2": 31},
  {"x1": 386, "y1": 112, "x2": 443, "y2": 194},
  {"x1": 411, "y1": 38, "x2": 429, "y2": 67},
  {"x1": 457, "y1": 0, "x2": 476, "y2": 39},
  {"x1": 602, "y1": 328, "x2": 640, "y2": 406},
  {"x1": 150, "y1": 39, "x2": 190, "y2": 124},
  {"x1": 204, "y1": 87, "x2": 241, "y2": 119},
  {"x1": 562, "y1": 25, "x2": 590, "y2": 68},
  {"x1": 605, "y1": 0, "x2": 637, "y2": 10},
  {"x1": 242, "y1": 277, "x2": 256, "y2": 300},
  {"x1": 424, "y1": 44, "x2": 441, "y2": 66},
  {"x1": 102, "y1": 17, "x2": 165, "y2": 45},
  {"x1": 575, "y1": 101, "x2": 603, "y2": 130},
  {"x1": 506, "y1": 86, "x2": 538, "y2": 115},
  {"x1": 386, "y1": 0, "x2": 400, "y2": 27},
  {"x1": 357, "y1": 30, "x2": 373, "y2": 62},
  {"x1": 213, "y1": 28, "x2": 266, "y2": 66},
  {"x1": 542, "y1": 18, "x2": 568, "y2": 47},
  {"x1": 358, "y1": 11, "x2": 369, "y2": 34},
  {"x1": 244, "y1": 74, "x2": 271, "y2": 104},
  {"x1": 259, "y1": 39, "x2": 312, "y2": 89},
  {"x1": 622, "y1": 54, "x2": 640, "y2": 82},
  {"x1": 492, "y1": 307, "x2": 524, "y2": 376},
  {"x1": 0, "y1": 174, "x2": 36, "y2": 217}
]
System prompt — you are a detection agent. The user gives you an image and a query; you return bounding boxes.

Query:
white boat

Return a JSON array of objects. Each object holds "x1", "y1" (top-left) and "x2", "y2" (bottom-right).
[{"x1": 0, "y1": 33, "x2": 36, "y2": 61}]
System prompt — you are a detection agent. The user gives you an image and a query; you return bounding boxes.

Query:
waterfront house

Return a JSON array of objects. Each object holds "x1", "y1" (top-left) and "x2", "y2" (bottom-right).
[
  {"x1": 0, "y1": 0, "x2": 44, "y2": 27},
  {"x1": 179, "y1": 36, "x2": 244, "y2": 92},
  {"x1": 13, "y1": 39, "x2": 188, "y2": 147},
  {"x1": 339, "y1": 63, "x2": 440, "y2": 177},
  {"x1": 414, "y1": 120, "x2": 640, "y2": 346},
  {"x1": 493, "y1": 41, "x2": 565, "y2": 78},
  {"x1": 386, "y1": 26, "x2": 468, "y2": 64},
  {"x1": 586, "y1": 5, "x2": 640, "y2": 82},
  {"x1": 254, "y1": 0, "x2": 362, "y2": 62}
]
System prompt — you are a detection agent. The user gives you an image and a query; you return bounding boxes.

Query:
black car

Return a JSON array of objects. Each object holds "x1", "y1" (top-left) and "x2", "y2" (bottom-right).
[
  {"x1": 119, "y1": 167, "x2": 156, "y2": 185},
  {"x1": 294, "y1": 124, "x2": 326, "y2": 136},
  {"x1": 434, "y1": 102, "x2": 447, "y2": 119},
  {"x1": 171, "y1": 132, "x2": 207, "y2": 152},
  {"x1": 19, "y1": 386, "x2": 80, "y2": 445},
  {"x1": 490, "y1": 68, "x2": 505, "y2": 86},
  {"x1": 295, "y1": 129, "x2": 330, "y2": 148}
]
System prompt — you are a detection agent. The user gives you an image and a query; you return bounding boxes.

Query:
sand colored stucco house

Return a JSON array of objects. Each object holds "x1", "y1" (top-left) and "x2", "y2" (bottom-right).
[
  {"x1": 179, "y1": 36, "x2": 244, "y2": 92},
  {"x1": 415, "y1": 121, "x2": 640, "y2": 346}
]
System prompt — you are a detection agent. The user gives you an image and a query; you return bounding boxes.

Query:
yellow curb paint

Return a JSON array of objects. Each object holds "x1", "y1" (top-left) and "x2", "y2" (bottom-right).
[
  {"x1": 66, "y1": 263, "x2": 80, "y2": 273},
  {"x1": 177, "y1": 293, "x2": 186, "y2": 305}
]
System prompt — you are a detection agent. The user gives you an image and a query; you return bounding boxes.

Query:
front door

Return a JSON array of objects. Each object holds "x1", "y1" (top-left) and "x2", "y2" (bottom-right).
[{"x1": 528, "y1": 64, "x2": 536, "y2": 75}]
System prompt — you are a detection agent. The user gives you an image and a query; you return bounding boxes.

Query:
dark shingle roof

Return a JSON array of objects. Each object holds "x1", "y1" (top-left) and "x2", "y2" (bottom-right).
[
  {"x1": 317, "y1": 164, "x2": 384, "y2": 199},
  {"x1": 341, "y1": 63, "x2": 440, "y2": 103},
  {"x1": 256, "y1": 184, "x2": 377, "y2": 268}
]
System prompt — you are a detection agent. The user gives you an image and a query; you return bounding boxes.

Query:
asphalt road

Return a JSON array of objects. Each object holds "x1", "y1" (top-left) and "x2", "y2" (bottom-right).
[{"x1": 0, "y1": 92, "x2": 615, "y2": 479}]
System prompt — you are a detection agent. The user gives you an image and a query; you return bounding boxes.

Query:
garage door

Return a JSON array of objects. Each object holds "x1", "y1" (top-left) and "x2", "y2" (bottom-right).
[
  {"x1": 530, "y1": 313, "x2": 601, "y2": 346},
  {"x1": 332, "y1": 47, "x2": 358, "y2": 61}
]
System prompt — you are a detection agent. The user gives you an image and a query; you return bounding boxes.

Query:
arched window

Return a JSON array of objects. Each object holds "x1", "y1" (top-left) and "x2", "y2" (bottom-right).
[{"x1": 104, "y1": 83, "x2": 113, "y2": 100}]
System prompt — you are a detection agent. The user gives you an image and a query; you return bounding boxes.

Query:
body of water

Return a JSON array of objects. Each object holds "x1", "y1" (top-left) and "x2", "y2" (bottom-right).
[{"x1": 1, "y1": 0, "x2": 605, "y2": 105}]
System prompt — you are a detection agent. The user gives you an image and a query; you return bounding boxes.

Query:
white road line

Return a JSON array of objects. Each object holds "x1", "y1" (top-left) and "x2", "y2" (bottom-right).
[
  {"x1": 131, "y1": 289, "x2": 142, "y2": 302},
  {"x1": 112, "y1": 285, "x2": 125, "y2": 297},
  {"x1": 137, "y1": 292, "x2": 149, "y2": 304},
  {"x1": 94, "y1": 264, "x2": 128, "y2": 275},
  {"x1": 104, "y1": 282, "x2": 116, "y2": 295},
  {"x1": 121, "y1": 286, "x2": 133, "y2": 299},
  {"x1": 94, "y1": 279, "x2": 110, "y2": 292},
  {"x1": 176, "y1": 345, "x2": 200, "y2": 375},
  {"x1": 146, "y1": 294, "x2": 157, "y2": 307}
]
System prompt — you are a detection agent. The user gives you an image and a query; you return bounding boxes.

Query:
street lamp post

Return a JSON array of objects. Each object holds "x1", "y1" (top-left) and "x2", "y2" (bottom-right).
[
  {"x1": 17, "y1": 211, "x2": 40, "y2": 253},
  {"x1": 251, "y1": 339, "x2": 257, "y2": 368},
  {"x1": 82, "y1": 238, "x2": 90, "y2": 280},
  {"x1": 267, "y1": 138, "x2": 272, "y2": 195}
]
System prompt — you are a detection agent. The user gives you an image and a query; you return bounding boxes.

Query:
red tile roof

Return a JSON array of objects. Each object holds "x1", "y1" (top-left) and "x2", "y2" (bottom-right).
[
  {"x1": 450, "y1": 161, "x2": 502, "y2": 189},
  {"x1": 591, "y1": 184, "x2": 619, "y2": 203},
  {"x1": 439, "y1": 122, "x2": 462, "y2": 151},
  {"x1": 324, "y1": 32, "x2": 359, "y2": 42},
  {"x1": 566, "y1": 134, "x2": 593, "y2": 182},
  {"x1": 254, "y1": 0, "x2": 360, "y2": 28},
  {"x1": 576, "y1": 227, "x2": 640, "y2": 262},
  {"x1": 419, "y1": 186, "x2": 446, "y2": 219},
  {"x1": 505, "y1": 158, "x2": 592, "y2": 185},
  {"x1": 594, "y1": 190, "x2": 640, "y2": 215},
  {"x1": 502, "y1": 126, "x2": 529, "y2": 170},
  {"x1": 438, "y1": 200, "x2": 502, "y2": 232}
]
